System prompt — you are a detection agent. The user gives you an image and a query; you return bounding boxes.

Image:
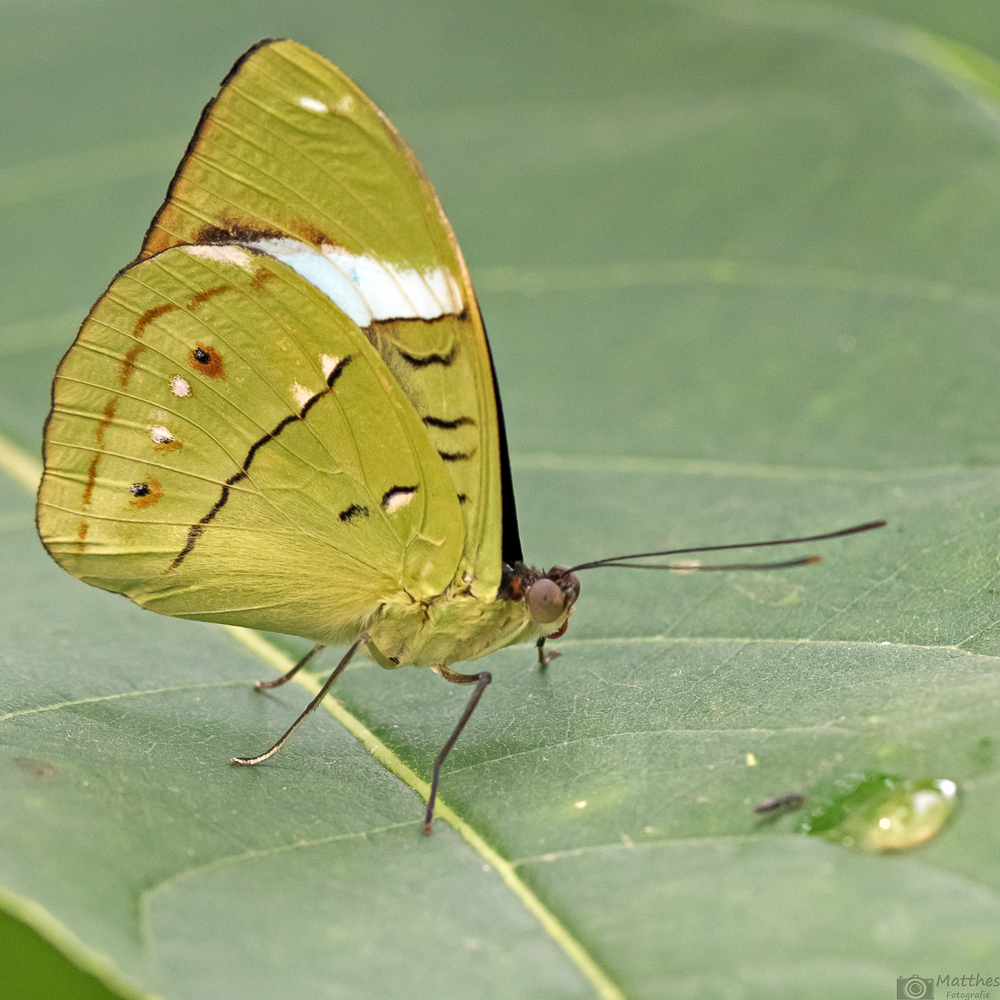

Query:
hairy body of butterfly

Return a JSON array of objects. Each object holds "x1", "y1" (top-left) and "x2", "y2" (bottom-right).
[{"x1": 36, "y1": 39, "x2": 580, "y2": 832}]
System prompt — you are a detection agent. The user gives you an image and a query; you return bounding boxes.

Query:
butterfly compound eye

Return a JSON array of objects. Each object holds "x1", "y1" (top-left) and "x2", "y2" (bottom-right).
[
  {"x1": 550, "y1": 566, "x2": 580, "y2": 605},
  {"x1": 526, "y1": 578, "x2": 566, "y2": 624}
]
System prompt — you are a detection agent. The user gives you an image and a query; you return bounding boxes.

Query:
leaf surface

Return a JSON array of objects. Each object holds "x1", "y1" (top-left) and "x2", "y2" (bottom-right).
[{"x1": 3, "y1": 2, "x2": 1000, "y2": 998}]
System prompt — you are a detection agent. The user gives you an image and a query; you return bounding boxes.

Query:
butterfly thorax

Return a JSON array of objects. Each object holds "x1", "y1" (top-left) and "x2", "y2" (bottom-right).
[{"x1": 365, "y1": 562, "x2": 580, "y2": 669}]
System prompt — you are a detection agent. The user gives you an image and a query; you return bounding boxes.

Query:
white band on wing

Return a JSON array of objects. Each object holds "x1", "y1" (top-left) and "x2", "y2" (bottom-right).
[{"x1": 247, "y1": 237, "x2": 463, "y2": 327}]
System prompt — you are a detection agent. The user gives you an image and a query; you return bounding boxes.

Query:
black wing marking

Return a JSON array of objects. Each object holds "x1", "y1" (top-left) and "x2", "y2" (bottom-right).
[{"x1": 169, "y1": 355, "x2": 353, "y2": 569}]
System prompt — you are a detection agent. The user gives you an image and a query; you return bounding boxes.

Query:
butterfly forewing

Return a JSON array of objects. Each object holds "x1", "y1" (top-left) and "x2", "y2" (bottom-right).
[
  {"x1": 139, "y1": 38, "x2": 505, "y2": 596},
  {"x1": 37, "y1": 246, "x2": 465, "y2": 643}
]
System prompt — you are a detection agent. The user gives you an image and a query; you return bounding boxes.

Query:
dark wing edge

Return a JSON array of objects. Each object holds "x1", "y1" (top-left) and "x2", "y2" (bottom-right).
[
  {"x1": 138, "y1": 38, "x2": 288, "y2": 262},
  {"x1": 480, "y1": 310, "x2": 523, "y2": 566}
]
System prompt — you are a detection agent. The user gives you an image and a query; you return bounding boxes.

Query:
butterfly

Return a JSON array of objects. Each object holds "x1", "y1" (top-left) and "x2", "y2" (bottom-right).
[{"x1": 36, "y1": 39, "x2": 884, "y2": 833}]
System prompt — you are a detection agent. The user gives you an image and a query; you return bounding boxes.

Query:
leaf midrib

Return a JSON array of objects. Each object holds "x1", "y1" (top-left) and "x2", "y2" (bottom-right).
[{"x1": 222, "y1": 625, "x2": 626, "y2": 1000}]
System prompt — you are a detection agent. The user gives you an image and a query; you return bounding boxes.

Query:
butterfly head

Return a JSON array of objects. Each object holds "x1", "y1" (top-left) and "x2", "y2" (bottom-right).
[{"x1": 502, "y1": 563, "x2": 581, "y2": 637}]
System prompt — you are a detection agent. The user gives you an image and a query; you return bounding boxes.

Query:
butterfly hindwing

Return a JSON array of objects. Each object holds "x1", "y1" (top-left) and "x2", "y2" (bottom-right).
[
  {"x1": 37, "y1": 246, "x2": 465, "y2": 643},
  {"x1": 139, "y1": 38, "x2": 510, "y2": 596}
]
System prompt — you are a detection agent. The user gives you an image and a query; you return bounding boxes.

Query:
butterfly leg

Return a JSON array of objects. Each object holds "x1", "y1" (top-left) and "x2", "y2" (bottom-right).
[
  {"x1": 535, "y1": 636, "x2": 561, "y2": 669},
  {"x1": 253, "y1": 643, "x2": 326, "y2": 690},
  {"x1": 231, "y1": 634, "x2": 368, "y2": 767},
  {"x1": 423, "y1": 665, "x2": 492, "y2": 835}
]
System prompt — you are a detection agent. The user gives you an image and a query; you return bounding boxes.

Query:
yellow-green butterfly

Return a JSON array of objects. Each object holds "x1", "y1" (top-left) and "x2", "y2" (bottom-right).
[{"x1": 36, "y1": 39, "x2": 884, "y2": 833}]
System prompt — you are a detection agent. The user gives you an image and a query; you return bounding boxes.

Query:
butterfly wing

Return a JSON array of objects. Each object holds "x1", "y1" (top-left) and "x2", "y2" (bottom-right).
[
  {"x1": 37, "y1": 245, "x2": 465, "y2": 644},
  {"x1": 140, "y1": 38, "x2": 519, "y2": 597}
]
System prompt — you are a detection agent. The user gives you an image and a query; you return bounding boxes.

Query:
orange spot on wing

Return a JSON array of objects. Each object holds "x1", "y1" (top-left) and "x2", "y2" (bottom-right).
[
  {"x1": 82, "y1": 397, "x2": 119, "y2": 505},
  {"x1": 120, "y1": 341, "x2": 147, "y2": 388},
  {"x1": 141, "y1": 228, "x2": 171, "y2": 259},
  {"x1": 293, "y1": 220, "x2": 331, "y2": 247},
  {"x1": 186, "y1": 284, "x2": 232, "y2": 310},
  {"x1": 95, "y1": 397, "x2": 117, "y2": 446},
  {"x1": 134, "y1": 302, "x2": 178, "y2": 338},
  {"x1": 153, "y1": 439, "x2": 182, "y2": 454},
  {"x1": 75, "y1": 521, "x2": 89, "y2": 553},
  {"x1": 189, "y1": 343, "x2": 226, "y2": 379},
  {"x1": 82, "y1": 453, "x2": 100, "y2": 506},
  {"x1": 128, "y1": 477, "x2": 163, "y2": 510},
  {"x1": 250, "y1": 268, "x2": 277, "y2": 292},
  {"x1": 123, "y1": 302, "x2": 180, "y2": 387}
]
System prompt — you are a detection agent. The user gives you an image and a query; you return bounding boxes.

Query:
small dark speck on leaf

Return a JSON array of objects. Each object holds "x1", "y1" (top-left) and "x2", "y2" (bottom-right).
[{"x1": 14, "y1": 757, "x2": 56, "y2": 778}]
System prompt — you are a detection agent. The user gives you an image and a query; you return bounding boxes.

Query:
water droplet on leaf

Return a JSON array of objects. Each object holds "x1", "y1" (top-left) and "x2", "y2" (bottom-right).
[{"x1": 797, "y1": 772, "x2": 959, "y2": 853}]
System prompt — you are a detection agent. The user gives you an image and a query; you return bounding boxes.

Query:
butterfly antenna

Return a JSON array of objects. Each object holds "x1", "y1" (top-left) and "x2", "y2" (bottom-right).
[{"x1": 567, "y1": 519, "x2": 886, "y2": 574}]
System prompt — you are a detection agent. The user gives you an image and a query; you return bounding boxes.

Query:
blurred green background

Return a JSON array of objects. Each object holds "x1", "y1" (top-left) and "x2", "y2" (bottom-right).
[{"x1": 4, "y1": 1, "x2": 1000, "y2": 998}]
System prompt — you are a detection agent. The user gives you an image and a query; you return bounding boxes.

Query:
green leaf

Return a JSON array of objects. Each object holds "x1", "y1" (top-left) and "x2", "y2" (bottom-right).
[
  {"x1": 3, "y1": 2, "x2": 1000, "y2": 998},
  {"x1": 0, "y1": 906, "x2": 124, "y2": 1000}
]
